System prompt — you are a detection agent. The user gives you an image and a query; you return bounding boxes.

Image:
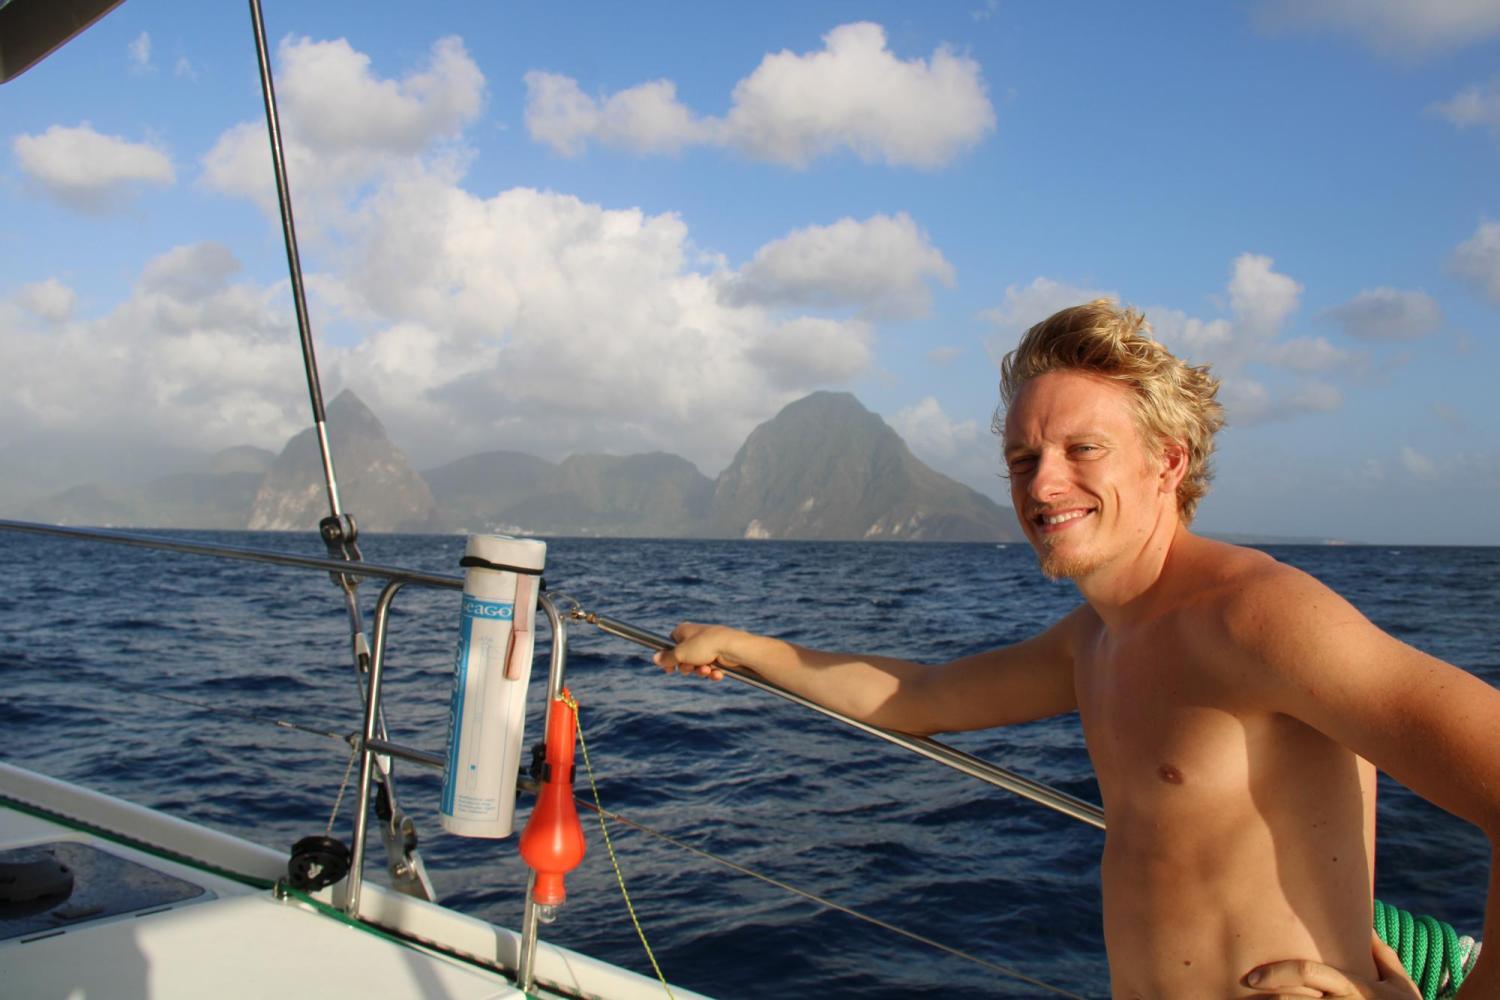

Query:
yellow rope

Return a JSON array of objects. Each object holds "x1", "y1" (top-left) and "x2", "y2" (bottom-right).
[{"x1": 562, "y1": 690, "x2": 675, "y2": 999}]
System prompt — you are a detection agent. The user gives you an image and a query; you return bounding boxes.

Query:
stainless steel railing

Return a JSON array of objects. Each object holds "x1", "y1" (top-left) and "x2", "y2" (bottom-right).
[{"x1": 575, "y1": 608, "x2": 1105, "y2": 830}]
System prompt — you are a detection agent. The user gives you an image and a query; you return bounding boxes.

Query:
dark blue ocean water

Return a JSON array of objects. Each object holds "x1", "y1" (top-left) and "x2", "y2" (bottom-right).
[{"x1": 1, "y1": 531, "x2": 1495, "y2": 999}]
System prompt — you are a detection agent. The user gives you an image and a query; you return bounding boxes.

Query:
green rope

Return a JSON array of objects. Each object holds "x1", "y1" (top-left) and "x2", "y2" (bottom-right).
[{"x1": 1374, "y1": 898, "x2": 1479, "y2": 1000}]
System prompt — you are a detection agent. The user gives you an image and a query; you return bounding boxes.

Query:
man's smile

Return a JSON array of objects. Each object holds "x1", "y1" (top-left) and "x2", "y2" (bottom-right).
[{"x1": 1033, "y1": 507, "x2": 1096, "y2": 533}]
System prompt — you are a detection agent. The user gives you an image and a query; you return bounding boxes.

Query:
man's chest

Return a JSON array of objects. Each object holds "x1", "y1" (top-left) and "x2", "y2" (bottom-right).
[{"x1": 1072, "y1": 629, "x2": 1259, "y2": 814}]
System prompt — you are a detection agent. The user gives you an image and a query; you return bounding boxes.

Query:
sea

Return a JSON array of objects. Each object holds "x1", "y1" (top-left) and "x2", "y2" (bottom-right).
[{"x1": 1, "y1": 530, "x2": 1495, "y2": 999}]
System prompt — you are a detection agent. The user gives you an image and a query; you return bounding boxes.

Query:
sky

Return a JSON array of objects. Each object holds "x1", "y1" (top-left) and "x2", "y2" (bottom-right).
[{"x1": 2, "y1": 1, "x2": 1498, "y2": 545}]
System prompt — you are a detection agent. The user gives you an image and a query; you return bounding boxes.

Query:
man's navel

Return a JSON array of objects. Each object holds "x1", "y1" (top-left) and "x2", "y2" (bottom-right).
[{"x1": 1157, "y1": 763, "x2": 1184, "y2": 784}]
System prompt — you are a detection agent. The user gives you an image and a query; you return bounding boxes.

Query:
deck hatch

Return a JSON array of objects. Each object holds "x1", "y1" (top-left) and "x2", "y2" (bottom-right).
[{"x1": 0, "y1": 841, "x2": 211, "y2": 942}]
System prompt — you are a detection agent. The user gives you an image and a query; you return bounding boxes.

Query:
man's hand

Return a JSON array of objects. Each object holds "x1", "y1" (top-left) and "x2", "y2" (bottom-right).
[
  {"x1": 1245, "y1": 933, "x2": 1421, "y2": 999},
  {"x1": 652, "y1": 622, "x2": 742, "y2": 681}
]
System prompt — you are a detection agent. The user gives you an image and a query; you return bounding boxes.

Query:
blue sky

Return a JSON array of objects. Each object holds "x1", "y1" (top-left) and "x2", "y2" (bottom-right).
[{"x1": 3, "y1": 1, "x2": 1498, "y2": 544}]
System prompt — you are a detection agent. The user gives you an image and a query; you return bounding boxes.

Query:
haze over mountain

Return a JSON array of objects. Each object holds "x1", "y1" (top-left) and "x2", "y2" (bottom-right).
[
  {"x1": 247, "y1": 392, "x2": 436, "y2": 532},
  {"x1": 709, "y1": 392, "x2": 1012, "y2": 541},
  {"x1": 16, "y1": 446, "x2": 274, "y2": 529},
  {"x1": 11, "y1": 390, "x2": 1020, "y2": 542}
]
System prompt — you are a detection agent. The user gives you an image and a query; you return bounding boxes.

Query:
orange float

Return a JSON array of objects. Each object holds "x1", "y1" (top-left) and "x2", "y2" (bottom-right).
[{"x1": 518, "y1": 690, "x2": 587, "y2": 908}]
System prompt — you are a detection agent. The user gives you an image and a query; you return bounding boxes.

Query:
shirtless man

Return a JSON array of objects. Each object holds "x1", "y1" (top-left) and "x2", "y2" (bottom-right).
[{"x1": 654, "y1": 300, "x2": 1499, "y2": 999}]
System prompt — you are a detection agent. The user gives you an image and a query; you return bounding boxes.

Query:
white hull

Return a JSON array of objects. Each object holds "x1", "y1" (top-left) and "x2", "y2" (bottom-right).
[{"x1": 0, "y1": 760, "x2": 708, "y2": 999}]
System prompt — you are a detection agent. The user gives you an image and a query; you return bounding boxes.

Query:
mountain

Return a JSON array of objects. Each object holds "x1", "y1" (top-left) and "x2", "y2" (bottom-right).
[
  {"x1": 18, "y1": 446, "x2": 274, "y2": 528},
  {"x1": 247, "y1": 391, "x2": 435, "y2": 532},
  {"x1": 708, "y1": 391, "x2": 1018, "y2": 542},
  {"x1": 423, "y1": 450, "x2": 556, "y2": 531},
  {"x1": 10, "y1": 390, "x2": 1019, "y2": 541},
  {"x1": 499, "y1": 453, "x2": 714, "y2": 536},
  {"x1": 425, "y1": 450, "x2": 713, "y2": 535}
]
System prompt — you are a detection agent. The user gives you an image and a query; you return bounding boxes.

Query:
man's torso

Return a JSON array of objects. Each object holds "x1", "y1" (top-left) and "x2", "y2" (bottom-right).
[{"x1": 1068, "y1": 544, "x2": 1377, "y2": 998}]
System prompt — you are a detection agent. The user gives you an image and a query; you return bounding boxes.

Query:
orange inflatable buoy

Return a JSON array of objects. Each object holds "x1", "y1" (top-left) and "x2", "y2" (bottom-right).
[{"x1": 519, "y1": 690, "x2": 587, "y2": 908}]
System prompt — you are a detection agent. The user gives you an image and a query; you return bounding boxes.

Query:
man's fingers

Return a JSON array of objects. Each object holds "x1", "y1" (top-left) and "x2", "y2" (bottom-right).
[
  {"x1": 1367, "y1": 933, "x2": 1422, "y2": 998},
  {"x1": 1370, "y1": 935, "x2": 1407, "y2": 981},
  {"x1": 652, "y1": 634, "x2": 726, "y2": 682},
  {"x1": 1247, "y1": 958, "x2": 1359, "y2": 997}
]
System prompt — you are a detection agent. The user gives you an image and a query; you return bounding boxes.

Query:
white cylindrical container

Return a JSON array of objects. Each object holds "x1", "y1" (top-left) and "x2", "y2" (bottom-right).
[{"x1": 440, "y1": 534, "x2": 547, "y2": 838}]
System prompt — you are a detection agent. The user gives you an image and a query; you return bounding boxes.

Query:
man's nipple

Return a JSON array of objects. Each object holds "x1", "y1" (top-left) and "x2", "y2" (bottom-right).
[{"x1": 1157, "y1": 763, "x2": 1183, "y2": 784}]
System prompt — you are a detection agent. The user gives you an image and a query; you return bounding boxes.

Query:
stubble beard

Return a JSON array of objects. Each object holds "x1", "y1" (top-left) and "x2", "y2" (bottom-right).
[{"x1": 1033, "y1": 536, "x2": 1103, "y2": 582}]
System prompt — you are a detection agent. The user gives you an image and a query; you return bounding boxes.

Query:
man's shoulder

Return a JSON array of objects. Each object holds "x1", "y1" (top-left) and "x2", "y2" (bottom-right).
[
  {"x1": 1174, "y1": 537, "x2": 1364, "y2": 666},
  {"x1": 1165, "y1": 536, "x2": 1320, "y2": 628},
  {"x1": 1172, "y1": 534, "x2": 1290, "y2": 602}
]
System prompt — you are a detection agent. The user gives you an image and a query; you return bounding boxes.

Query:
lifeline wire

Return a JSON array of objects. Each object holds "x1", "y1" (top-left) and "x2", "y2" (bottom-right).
[
  {"x1": 566, "y1": 691, "x2": 676, "y2": 999},
  {"x1": 129, "y1": 677, "x2": 1086, "y2": 995},
  {"x1": 100, "y1": 683, "x2": 354, "y2": 748},
  {"x1": 87, "y1": 674, "x2": 1086, "y2": 996},
  {"x1": 566, "y1": 704, "x2": 1087, "y2": 1000}
]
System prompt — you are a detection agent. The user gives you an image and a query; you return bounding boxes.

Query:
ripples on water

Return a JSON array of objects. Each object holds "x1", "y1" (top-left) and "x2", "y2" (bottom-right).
[{"x1": 1, "y1": 532, "x2": 1495, "y2": 999}]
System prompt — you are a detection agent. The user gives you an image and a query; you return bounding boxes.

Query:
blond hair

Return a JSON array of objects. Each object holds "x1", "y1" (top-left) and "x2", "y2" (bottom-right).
[{"x1": 996, "y1": 299, "x2": 1225, "y2": 523}]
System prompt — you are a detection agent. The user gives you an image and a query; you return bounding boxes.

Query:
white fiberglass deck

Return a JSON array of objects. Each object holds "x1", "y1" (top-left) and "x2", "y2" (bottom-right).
[{"x1": 0, "y1": 761, "x2": 702, "y2": 1000}]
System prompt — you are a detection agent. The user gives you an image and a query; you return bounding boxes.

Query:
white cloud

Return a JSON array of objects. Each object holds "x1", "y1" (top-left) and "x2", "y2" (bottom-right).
[
  {"x1": 523, "y1": 73, "x2": 707, "y2": 156},
  {"x1": 1218, "y1": 379, "x2": 1273, "y2": 425},
  {"x1": 1228, "y1": 252, "x2": 1302, "y2": 340},
  {"x1": 12, "y1": 124, "x2": 174, "y2": 212},
  {"x1": 981, "y1": 277, "x2": 1115, "y2": 361},
  {"x1": 128, "y1": 32, "x2": 152, "y2": 73},
  {"x1": 201, "y1": 35, "x2": 483, "y2": 224},
  {"x1": 982, "y1": 255, "x2": 1364, "y2": 430},
  {"x1": 723, "y1": 22, "x2": 995, "y2": 168},
  {"x1": 747, "y1": 317, "x2": 873, "y2": 389},
  {"x1": 16, "y1": 279, "x2": 76, "y2": 324},
  {"x1": 140, "y1": 242, "x2": 242, "y2": 299},
  {"x1": 724, "y1": 213, "x2": 954, "y2": 319},
  {"x1": 1432, "y1": 402, "x2": 1467, "y2": 431},
  {"x1": 276, "y1": 35, "x2": 483, "y2": 155},
  {"x1": 1149, "y1": 309, "x2": 1236, "y2": 360},
  {"x1": 1283, "y1": 380, "x2": 1343, "y2": 414},
  {"x1": 1451, "y1": 219, "x2": 1500, "y2": 303},
  {"x1": 1263, "y1": 336, "x2": 1362, "y2": 372},
  {"x1": 1151, "y1": 253, "x2": 1302, "y2": 373},
  {"x1": 888, "y1": 395, "x2": 1004, "y2": 502},
  {"x1": 1217, "y1": 377, "x2": 1340, "y2": 426},
  {"x1": 0, "y1": 244, "x2": 306, "y2": 454},
  {"x1": 1400, "y1": 445, "x2": 1437, "y2": 479},
  {"x1": 1323, "y1": 288, "x2": 1441, "y2": 341},
  {"x1": 522, "y1": 72, "x2": 600, "y2": 157},
  {"x1": 1254, "y1": 0, "x2": 1500, "y2": 58},
  {"x1": 1430, "y1": 78, "x2": 1500, "y2": 138},
  {"x1": 322, "y1": 177, "x2": 881, "y2": 470},
  {"x1": 524, "y1": 22, "x2": 995, "y2": 168},
  {"x1": 890, "y1": 396, "x2": 981, "y2": 460}
]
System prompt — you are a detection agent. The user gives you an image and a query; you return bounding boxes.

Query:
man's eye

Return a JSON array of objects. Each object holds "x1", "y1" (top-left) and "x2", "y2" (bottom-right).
[{"x1": 1006, "y1": 456, "x2": 1037, "y2": 473}]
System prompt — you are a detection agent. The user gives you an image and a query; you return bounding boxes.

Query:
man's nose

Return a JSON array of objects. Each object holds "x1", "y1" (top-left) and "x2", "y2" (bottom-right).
[{"x1": 1027, "y1": 451, "x2": 1068, "y2": 501}]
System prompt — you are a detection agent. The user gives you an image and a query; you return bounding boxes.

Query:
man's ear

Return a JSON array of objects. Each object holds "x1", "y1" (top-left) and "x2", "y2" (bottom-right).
[{"x1": 1158, "y1": 439, "x2": 1189, "y2": 496}]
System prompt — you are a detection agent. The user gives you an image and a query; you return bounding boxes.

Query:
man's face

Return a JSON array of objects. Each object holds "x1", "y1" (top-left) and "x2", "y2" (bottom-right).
[{"x1": 1002, "y1": 371, "x2": 1171, "y2": 581}]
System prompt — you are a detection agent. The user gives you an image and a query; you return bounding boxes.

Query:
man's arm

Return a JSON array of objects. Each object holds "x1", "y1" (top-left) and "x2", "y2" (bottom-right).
[
  {"x1": 1226, "y1": 564, "x2": 1500, "y2": 997},
  {"x1": 654, "y1": 605, "x2": 1088, "y2": 736}
]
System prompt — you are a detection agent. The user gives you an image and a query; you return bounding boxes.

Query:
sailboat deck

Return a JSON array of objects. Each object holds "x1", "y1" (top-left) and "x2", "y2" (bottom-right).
[
  {"x1": 0, "y1": 790, "x2": 524, "y2": 999},
  {"x1": 0, "y1": 760, "x2": 706, "y2": 1000}
]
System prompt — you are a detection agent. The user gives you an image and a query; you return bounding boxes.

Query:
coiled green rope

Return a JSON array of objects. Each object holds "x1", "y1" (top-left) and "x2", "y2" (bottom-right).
[{"x1": 1374, "y1": 898, "x2": 1481, "y2": 1000}]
